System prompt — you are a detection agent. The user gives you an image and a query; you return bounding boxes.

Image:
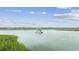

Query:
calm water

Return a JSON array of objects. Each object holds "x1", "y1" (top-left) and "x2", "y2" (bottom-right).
[{"x1": 0, "y1": 30, "x2": 79, "y2": 51}]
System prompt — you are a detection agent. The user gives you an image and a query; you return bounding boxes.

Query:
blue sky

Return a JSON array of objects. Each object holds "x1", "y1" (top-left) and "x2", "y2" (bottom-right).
[{"x1": 0, "y1": 7, "x2": 79, "y2": 27}]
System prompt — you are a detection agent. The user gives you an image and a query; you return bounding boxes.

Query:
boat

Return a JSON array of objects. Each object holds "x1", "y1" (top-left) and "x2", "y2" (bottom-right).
[{"x1": 35, "y1": 28, "x2": 43, "y2": 34}]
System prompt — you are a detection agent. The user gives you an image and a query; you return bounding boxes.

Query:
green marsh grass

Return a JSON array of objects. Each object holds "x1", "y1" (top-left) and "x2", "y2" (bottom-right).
[{"x1": 0, "y1": 35, "x2": 30, "y2": 51}]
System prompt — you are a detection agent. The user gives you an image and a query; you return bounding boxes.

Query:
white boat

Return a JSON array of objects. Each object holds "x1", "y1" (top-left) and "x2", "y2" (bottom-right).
[{"x1": 35, "y1": 28, "x2": 43, "y2": 34}]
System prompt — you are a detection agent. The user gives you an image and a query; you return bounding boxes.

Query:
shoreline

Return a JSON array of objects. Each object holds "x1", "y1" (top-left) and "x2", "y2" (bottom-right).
[{"x1": 0, "y1": 27, "x2": 79, "y2": 31}]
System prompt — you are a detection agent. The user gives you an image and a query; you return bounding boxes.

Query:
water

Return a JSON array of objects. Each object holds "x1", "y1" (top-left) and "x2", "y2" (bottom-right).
[{"x1": 0, "y1": 30, "x2": 79, "y2": 51}]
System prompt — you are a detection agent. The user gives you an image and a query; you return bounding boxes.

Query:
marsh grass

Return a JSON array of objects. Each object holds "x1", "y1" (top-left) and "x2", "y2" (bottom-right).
[{"x1": 0, "y1": 35, "x2": 30, "y2": 51}]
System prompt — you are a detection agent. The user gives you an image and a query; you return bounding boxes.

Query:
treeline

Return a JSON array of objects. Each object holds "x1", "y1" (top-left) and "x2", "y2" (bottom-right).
[{"x1": 0, "y1": 27, "x2": 79, "y2": 31}]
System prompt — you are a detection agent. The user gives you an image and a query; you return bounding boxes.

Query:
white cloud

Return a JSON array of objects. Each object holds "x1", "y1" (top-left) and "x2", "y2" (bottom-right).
[
  {"x1": 29, "y1": 11, "x2": 35, "y2": 14},
  {"x1": 71, "y1": 9, "x2": 79, "y2": 13},
  {"x1": 53, "y1": 9, "x2": 79, "y2": 20},
  {"x1": 0, "y1": 17, "x2": 12, "y2": 23},
  {"x1": 56, "y1": 7, "x2": 72, "y2": 9},
  {"x1": 6, "y1": 9, "x2": 23, "y2": 12},
  {"x1": 42, "y1": 11, "x2": 47, "y2": 14}
]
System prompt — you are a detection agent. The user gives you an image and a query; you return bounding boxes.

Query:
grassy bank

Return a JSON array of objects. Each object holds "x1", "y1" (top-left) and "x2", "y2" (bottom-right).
[{"x1": 0, "y1": 35, "x2": 30, "y2": 51}]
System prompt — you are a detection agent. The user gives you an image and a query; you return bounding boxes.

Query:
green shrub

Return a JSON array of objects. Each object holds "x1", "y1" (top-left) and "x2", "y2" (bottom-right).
[{"x1": 0, "y1": 35, "x2": 30, "y2": 51}]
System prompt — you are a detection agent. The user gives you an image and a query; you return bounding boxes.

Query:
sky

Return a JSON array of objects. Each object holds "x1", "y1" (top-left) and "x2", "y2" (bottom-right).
[{"x1": 0, "y1": 7, "x2": 79, "y2": 27}]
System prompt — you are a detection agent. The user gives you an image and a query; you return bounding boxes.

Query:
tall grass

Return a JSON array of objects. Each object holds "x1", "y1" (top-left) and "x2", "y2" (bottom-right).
[{"x1": 0, "y1": 35, "x2": 30, "y2": 51}]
